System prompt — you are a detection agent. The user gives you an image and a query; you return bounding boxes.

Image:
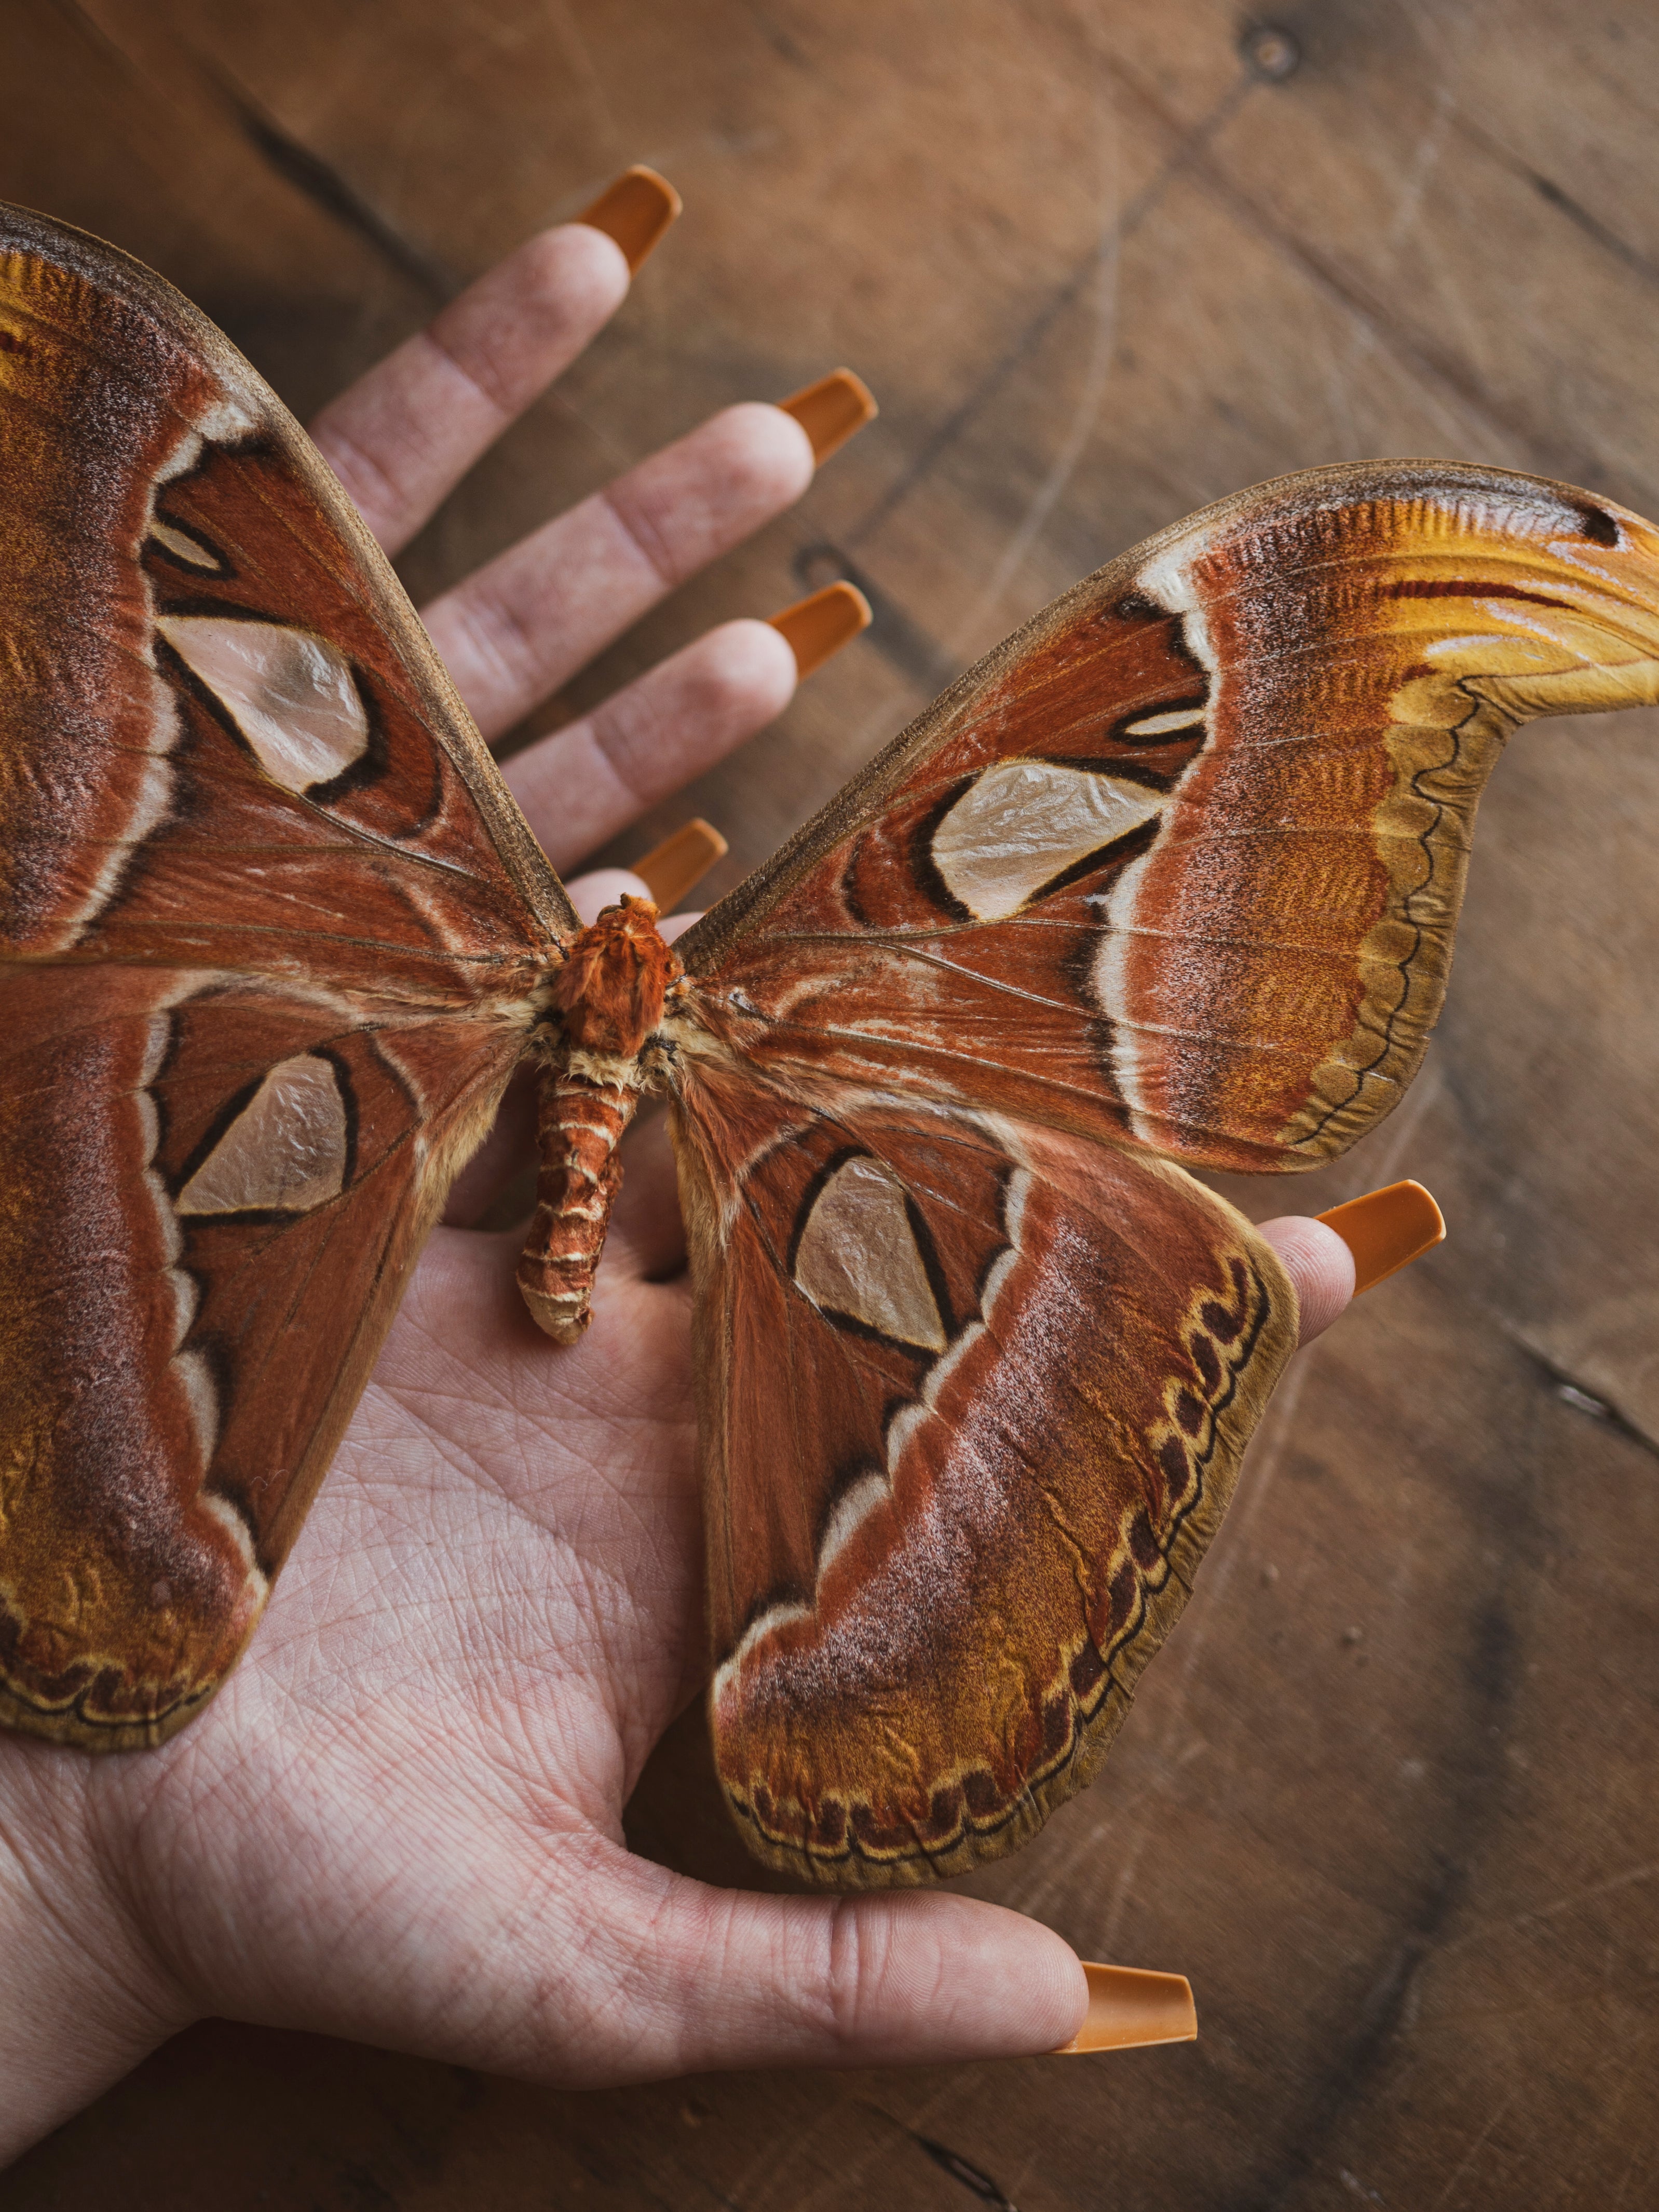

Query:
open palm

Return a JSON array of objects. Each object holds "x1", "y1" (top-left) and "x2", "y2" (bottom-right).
[{"x1": 0, "y1": 194, "x2": 1355, "y2": 2163}]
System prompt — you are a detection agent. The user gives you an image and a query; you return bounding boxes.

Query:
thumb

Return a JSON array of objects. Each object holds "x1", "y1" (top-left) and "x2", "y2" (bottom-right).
[
  {"x1": 1259, "y1": 1178, "x2": 1446, "y2": 1347},
  {"x1": 556, "y1": 1847, "x2": 1088, "y2": 2083},
  {"x1": 1259, "y1": 1213, "x2": 1356, "y2": 1345}
]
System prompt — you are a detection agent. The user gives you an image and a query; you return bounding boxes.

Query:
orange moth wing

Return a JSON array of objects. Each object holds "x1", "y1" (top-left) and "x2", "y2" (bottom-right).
[
  {"x1": 671, "y1": 1067, "x2": 1296, "y2": 1882},
  {"x1": 682, "y1": 464, "x2": 1659, "y2": 1172},
  {"x1": 0, "y1": 206, "x2": 569, "y2": 1745},
  {"x1": 670, "y1": 462, "x2": 1659, "y2": 1881}
]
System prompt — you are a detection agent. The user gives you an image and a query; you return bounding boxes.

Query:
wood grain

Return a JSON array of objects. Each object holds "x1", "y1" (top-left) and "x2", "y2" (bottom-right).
[{"x1": 6, "y1": 0, "x2": 1659, "y2": 2204}]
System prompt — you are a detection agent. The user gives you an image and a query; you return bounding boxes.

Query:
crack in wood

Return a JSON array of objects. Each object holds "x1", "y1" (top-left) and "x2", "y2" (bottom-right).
[
  {"x1": 1510, "y1": 1335, "x2": 1659, "y2": 1461},
  {"x1": 210, "y1": 70, "x2": 455, "y2": 301},
  {"x1": 912, "y1": 2132, "x2": 1021, "y2": 2211}
]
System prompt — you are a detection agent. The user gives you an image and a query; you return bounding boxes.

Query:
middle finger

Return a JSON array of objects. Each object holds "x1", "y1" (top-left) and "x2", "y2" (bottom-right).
[{"x1": 420, "y1": 400, "x2": 817, "y2": 742}]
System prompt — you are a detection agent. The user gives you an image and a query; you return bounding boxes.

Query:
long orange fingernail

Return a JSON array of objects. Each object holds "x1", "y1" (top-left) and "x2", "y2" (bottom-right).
[
  {"x1": 777, "y1": 369, "x2": 878, "y2": 464},
  {"x1": 631, "y1": 818, "x2": 727, "y2": 910},
  {"x1": 1052, "y1": 1964, "x2": 1197, "y2": 2055},
  {"x1": 577, "y1": 165, "x2": 682, "y2": 273},
  {"x1": 768, "y1": 581, "x2": 872, "y2": 677},
  {"x1": 1317, "y1": 1179, "x2": 1446, "y2": 1294}
]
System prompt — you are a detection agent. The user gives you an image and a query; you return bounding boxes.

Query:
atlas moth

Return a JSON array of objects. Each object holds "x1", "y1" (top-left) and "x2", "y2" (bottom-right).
[{"x1": 4, "y1": 201, "x2": 1655, "y2": 1886}]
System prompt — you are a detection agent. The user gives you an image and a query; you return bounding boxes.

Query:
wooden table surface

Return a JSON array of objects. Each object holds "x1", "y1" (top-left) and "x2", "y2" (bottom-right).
[{"x1": 6, "y1": 2, "x2": 1659, "y2": 2204}]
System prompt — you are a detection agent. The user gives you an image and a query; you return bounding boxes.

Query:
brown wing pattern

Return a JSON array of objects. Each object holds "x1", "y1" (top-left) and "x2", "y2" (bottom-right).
[
  {"x1": 0, "y1": 207, "x2": 559, "y2": 1744},
  {"x1": 681, "y1": 462, "x2": 1659, "y2": 1171},
  {"x1": 671, "y1": 1057, "x2": 1297, "y2": 1884},
  {"x1": 0, "y1": 966, "x2": 521, "y2": 1746},
  {"x1": 1, "y1": 203, "x2": 570, "y2": 983},
  {"x1": 674, "y1": 459, "x2": 1659, "y2": 1880}
]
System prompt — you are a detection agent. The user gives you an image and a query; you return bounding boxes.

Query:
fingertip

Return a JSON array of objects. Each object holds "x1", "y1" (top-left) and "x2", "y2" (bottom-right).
[
  {"x1": 712, "y1": 399, "x2": 819, "y2": 508},
  {"x1": 512, "y1": 619, "x2": 801, "y2": 872},
  {"x1": 422, "y1": 222, "x2": 632, "y2": 427},
  {"x1": 695, "y1": 616, "x2": 801, "y2": 722},
  {"x1": 1318, "y1": 1179, "x2": 1446, "y2": 1293},
  {"x1": 1258, "y1": 1214, "x2": 1357, "y2": 1346},
  {"x1": 776, "y1": 368, "x2": 879, "y2": 466},
  {"x1": 768, "y1": 581, "x2": 872, "y2": 678},
  {"x1": 520, "y1": 217, "x2": 633, "y2": 321},
  {"x1": 931, "y1": 1903, "x2": 1089, "y2": 2057},
  {"x1": 567, "y1": 867, "x2": 652, "y2": 925},
  {"x1": 575, "y1": 164, "x2": 682, "y2": 274},
  {"x1": 769, "y1": 1889, "x2": 1088, "y2": 2067}
]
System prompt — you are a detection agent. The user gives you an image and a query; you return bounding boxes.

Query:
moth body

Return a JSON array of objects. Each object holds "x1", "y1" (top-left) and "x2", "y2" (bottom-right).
[{"x1": 516, "y1": 895, "x2": 683, "y2": 1341}]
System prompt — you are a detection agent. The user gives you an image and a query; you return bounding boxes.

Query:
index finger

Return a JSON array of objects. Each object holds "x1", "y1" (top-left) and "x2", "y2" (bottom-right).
[{"x1": 307, "y1": 171, "x2": 679, "y2": 555}]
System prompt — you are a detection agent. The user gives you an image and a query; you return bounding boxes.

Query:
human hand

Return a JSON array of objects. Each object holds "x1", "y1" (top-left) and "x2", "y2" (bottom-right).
[{"x1": 0, "y1": 178, "x2": 1370, "y2": 2162}]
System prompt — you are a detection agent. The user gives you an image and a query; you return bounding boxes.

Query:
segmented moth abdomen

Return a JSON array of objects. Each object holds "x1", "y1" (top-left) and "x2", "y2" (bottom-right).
[{"x1": 516, "y1": 1064, "x2": 640, "y2": 1342}]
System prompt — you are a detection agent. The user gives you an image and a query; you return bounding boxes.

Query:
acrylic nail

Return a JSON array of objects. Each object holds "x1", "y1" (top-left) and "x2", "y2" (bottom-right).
[
  {"x1": 576, "y1": 165, "x2": 682, "y2": 273},
  {"x1": 1316, "y1": 1178, "x2": 1446, "y2": 1295},
  {"x1": 776, "y1": 368, "x2": 878, "y2": 465},
  {"x1": 1052, "y1": 1963, "x2": 1198, "y2": 2055},
  {"x1": 768, "y1": 581, "x2": 873, "y2": 677},
  {"x1": 631, "y1": 818, "x2": 727, "y2": 911}
]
